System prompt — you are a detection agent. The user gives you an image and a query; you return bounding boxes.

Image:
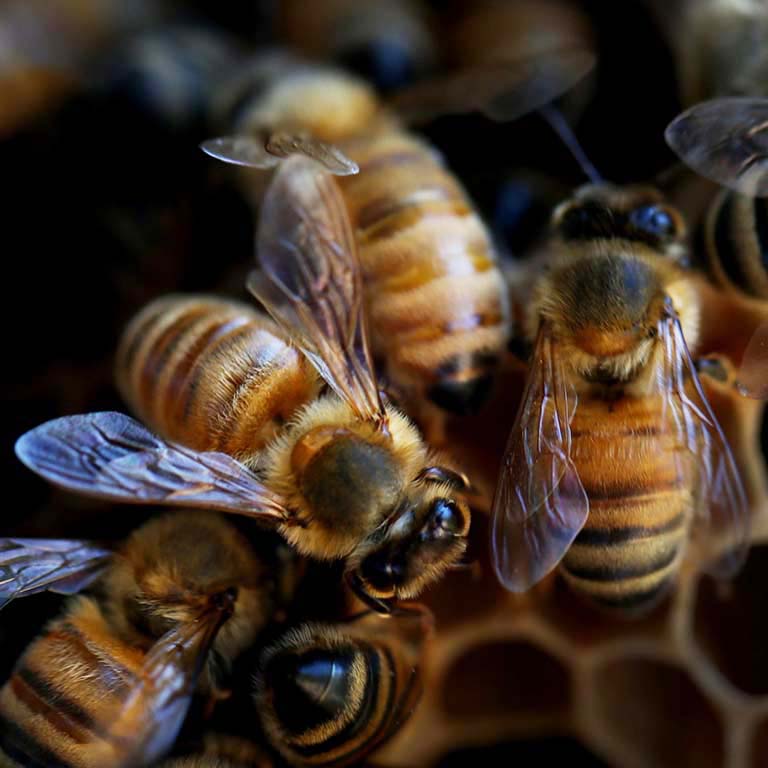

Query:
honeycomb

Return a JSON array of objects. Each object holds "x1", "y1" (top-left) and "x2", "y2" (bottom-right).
[{"x1": 3, "y1": 1, "x2": 768, "y2": 767}]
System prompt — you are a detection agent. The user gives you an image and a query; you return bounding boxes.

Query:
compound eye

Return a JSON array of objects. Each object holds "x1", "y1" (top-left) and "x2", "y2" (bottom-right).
[
  {"x1": 359, "y1": 550, "x2": 404, "y2": 594},
  {"x1": 430, "y1": 498, "x2": 466, "y2": 535},
  {"x1": 629, "y1": 204, "x2": 680, "y2": 239}
]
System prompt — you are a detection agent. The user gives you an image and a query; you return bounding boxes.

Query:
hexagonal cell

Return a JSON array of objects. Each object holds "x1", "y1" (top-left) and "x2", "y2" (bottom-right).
[
  {"x1": 425, "y1": 514, "x2": 509, "y2": 628},
  {"x1": 436, "y1": 736, "x2": 608, "y2": 767},
  {"x1": 751, "y1": 717, "x2": 768, "y2": 767},
  {"x1": 441, "y1": 639, "x2": 570, "y2": 718},
  {"x1": 534, "y1": 570, "x2": 672, "y2": 648},
  {"x1": 594, "y1": 657, "x2": 724, "y2": 768},
  {"x1": 694, "y1": 545, "x2": 768, "y2": 695}
]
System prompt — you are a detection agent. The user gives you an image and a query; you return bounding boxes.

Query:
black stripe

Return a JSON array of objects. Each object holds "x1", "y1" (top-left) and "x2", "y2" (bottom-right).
[
  {"x1": 589, "y1": 580, "x2": 670, "y2": 610},
  {"x1": 0, "y1": 711, "x2": 71, "y2": 768},
  {"x1": 16, "y1": 667, "x2": 96, "y2": 733},
  {"x1": 562, "y1": 542, "x2": 679, "y2": 582},
  {"x1": 713, "y1": 192, "x2": 753, "y2": 293},
  {"x1": 576, "y1": 513, "x2": 685, "y2": 545},
  {"x1": 585, "y1": 478, "x2": 680, "y2": 501}
]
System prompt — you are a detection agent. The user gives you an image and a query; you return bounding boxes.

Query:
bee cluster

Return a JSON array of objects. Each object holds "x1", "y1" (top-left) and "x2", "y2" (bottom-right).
[{"x1": 2, "y1": 1, "x2": 768, "y2": 767}]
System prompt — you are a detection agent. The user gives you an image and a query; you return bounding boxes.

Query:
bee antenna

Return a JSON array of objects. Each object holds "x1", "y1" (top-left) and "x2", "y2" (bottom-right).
[{"x1": 539, "y1": 104, "x2": 602, "y2": 184}]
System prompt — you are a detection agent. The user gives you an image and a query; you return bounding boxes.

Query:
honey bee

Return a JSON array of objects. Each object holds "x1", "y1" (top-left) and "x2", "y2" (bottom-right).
[
  {"x1": 490, "y1": 183, "x2": 750, "y2": 612},
  {"x1": 0, "y1": 511, "x2": 270, "y2": 768},
  {"x1": 203, "y1": 47, "x2": 594, "y2": 425},
  {"x1": 16, "y1": 157, "x2": 471, "y2": 612},
  {"x1": 279, "y1": 0, "x2": 437, "y2": 92},
  {"x1": 254, "y1": 604, "x2": 432, "y2": 767}
]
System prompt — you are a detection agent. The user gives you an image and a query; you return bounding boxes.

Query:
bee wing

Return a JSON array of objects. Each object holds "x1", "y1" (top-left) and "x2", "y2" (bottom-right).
[
  {"x1": 490, "y1": 323, "x2": 589, "y2": 592},
  {"x1": 391, "y1": 47, "x2": 595, "y2": 124},
  {"x1": 737, "y1": 321, "x2": 768, "y2": 399},
  {"x1": 15, "y1": 412, "x2": 291, "y2": 523},
  {"x1": 658, "y1": 314, "x2": 751, "y2": 578},
  {"x1": 104, "y1": 611, "x2": 227, "y2": 768},
  {"x1": 249, "y1": 155, "x2": 386, "y2": 426},
  {"x1": 0, "y1": 538, "x2": 112, "y2": 609},
  {"x1": 665, "y1": 97, "x2": 768, "y2": 196},
  {"x1": 200, "y1": 133, "x2": 359, "y2": 176}
]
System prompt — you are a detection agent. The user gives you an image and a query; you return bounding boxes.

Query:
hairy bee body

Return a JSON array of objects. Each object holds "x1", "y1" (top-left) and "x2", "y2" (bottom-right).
[
  {"x1": 218, "y1": 61, "x2": 511, "y2": 415},
  {"x1": 338, "y1": 130, "x2": 509, "y2": 411},
  {"x1": 703, "y1": 188, "x2": 768, "y2": 300},
  {"x1": 0, "y1": 513, "x2": 266, "y2": 768},
  {"x1": 255, "y1": 618, "x2": 424, "y2": 767},
  {"x1": 560, "y1": 394, "x2": 690, "y2": 611},
  {"x1": 115, "y1": 295, "x2": 320, "y2": 466},
  {"x1": 0, "y1": 596, "x2": 148, "y2": 768}
]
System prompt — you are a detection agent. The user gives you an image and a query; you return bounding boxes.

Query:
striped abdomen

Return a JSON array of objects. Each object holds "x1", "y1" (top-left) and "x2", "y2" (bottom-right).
[
  {"x1": 339, "y1": 130, "x2": 510, "y2": 414},
  {"x1": 0, "y1": 598, "x2": 145, "y2": 768},
  {"x1": 256, "y1": 624, "x2": 417, "y2": 767},
  {"x1": 115, "y1": 295, "x2": 320, "y2": 466},
  {"x1": 704, "y1": 188, "x2": 768, "y2": 300},
  {"x1": 561, "y1": 394, "x2": 691, "y2": 612}
]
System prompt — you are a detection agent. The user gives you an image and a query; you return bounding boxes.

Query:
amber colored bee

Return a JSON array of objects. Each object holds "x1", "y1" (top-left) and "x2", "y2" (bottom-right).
[
  {"x1": 490, "y1": 183, "x2": 750, "y2": 613},
  {"x1": 0, "y1": 512, "x2": 271, "y2": 768},
  {"x1": 203, "y1": 47, "x2": 594, "y2": 424},
  {"x1": 16, "y1": 157, "x2": 471, "y2": 612},
  {"x1": 279, "y1": 0, "x2": 437, "y2": 92},
  {"x1": 254, "y1": 605, "x2": 432, "y2": 767}
]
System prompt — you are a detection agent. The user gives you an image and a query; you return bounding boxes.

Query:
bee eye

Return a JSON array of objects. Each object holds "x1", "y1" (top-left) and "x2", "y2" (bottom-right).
[
  {"x1": 430, "y1": 498, "x2": 464, "y2": 535},
  {"x1": 629, "y1": 205, "x2": 677, "y2": 238},
  {"x1": 359, "y1": 551, "x2": 404, "y2": 592}
]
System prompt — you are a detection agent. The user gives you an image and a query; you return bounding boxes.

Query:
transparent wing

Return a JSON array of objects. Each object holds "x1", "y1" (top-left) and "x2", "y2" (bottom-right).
[
  {"x1": 105, "y1": 610, "x2": 228, "y2": 768},
  {"x1": 15, "y1": 412, "x2": 291, "y2": 522},
  {"x1": 490, "y1": 324, "x2": 589, "y2": 592},
  {"x1": 658, "y1": 312, "x2": 750, "y2": 578},
  {"x1": 391, "y1": 48, "x2": 595, "y2": 124},
  {"x1": 665, "y1": 98, "x2": 768, "y2": 196},
  {"x1": 249, "y1": 155, "x2": 386, "y2": 426},
  {"x1": 200, "y1": 133, "x2": 358, "y2": 176},
  {"x1": 0, "y1": 539, "x2": 112, "y2": 609},
  {"x1": 737, "y1": 321, "x2": 768, "y2": 399}
]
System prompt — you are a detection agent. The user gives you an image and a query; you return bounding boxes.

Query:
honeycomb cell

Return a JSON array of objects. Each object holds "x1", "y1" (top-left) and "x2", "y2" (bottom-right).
[
  {"x1": 694, "y1": 545, "x2": 768, "y2": 695},
  {"x1": 441, "y1": 639, "x2": 570, "y2": 718},
  {"x1": 436, "y1": 736, "x2": 608, "y2": 767},
  {"x1": 594, "y1": 657, "x2": 724, "y2": 768}
]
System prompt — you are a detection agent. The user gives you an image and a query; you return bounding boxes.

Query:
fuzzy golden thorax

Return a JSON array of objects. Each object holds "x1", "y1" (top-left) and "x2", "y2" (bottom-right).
[
  {"x1": 527, "y1": 184, "x2": 698, "y2": 391},
  {"x1": 104, "y1": 512, "x2": 268, "y2": 667},
  {"x1": 265, "y1": 396, "x2": 428, "y2": 560}
]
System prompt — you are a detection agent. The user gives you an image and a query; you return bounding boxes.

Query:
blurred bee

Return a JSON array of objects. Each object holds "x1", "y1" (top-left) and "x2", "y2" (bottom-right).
[
  {"x1": 203, "y1": 46, "x2": 594, "y2": 426},
  {"x1": 16, "y1": 158, "x2": 471, "y2": 612},
  {"x1": 490, "y1": 183, "x2": 750, "y2": 612},
  {"x1": 279, "y1": 0, "x2": 437, "y2": 92},
  {"x1": 254, "y1": 605, "x2": 432, "y2": 767},
  {"x1": 0, "y1": 511, "x2": 271, "y2": 768}
]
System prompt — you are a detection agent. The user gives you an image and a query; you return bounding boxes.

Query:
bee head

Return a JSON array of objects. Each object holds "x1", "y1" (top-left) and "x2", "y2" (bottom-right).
[
  {"x1": 535, "y1": 184, "x2": 692, "y2": 383},
  {"x1": 348, "y1": 475, "x2": 470, "y2": 610},
  {"x1": 108, "y1": 512, "x2": 268, "y2": 659}
]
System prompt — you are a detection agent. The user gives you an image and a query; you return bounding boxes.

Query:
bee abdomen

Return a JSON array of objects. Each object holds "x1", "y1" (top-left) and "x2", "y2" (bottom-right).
[
  {"x1": 257, "y1": 627, "x2": 403, "y2": 767},
  {"x1": 705, "y1": 188, "x2": 768, "y2": 299},
  {"x1": 0, "y1": 600, "x2": 140, "y2": 768},
  {"x1": 341, "y1": 133, "x2": 510, "y2": 410},
  {"x1": 115, "y1": 295, "x2": 320, "y2": 463}
]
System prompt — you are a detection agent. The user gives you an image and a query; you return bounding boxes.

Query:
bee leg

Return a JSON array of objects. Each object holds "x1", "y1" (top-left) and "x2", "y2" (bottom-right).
[{"x1": 203, "y1": 685, "x2": 233, "y2": 720}]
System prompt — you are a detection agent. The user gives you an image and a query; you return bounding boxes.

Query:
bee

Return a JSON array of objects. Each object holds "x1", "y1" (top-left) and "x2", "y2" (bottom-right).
[
  {"x1": 16, "y1": 157, "x2": 472, "y2": 612},
  {"x1": 203, "y1": 47, "x2": 594, "y2": 426},
  {"x1": 0, "y1": 511, "x2": 270, "y2": 768},
  {"x1": 490, "y1": 183, "x2": 750, "y2": 612},
  {"x1": 279, "y1": 0, "x2": 437, "y2": 92},
  {"x1": 254, "y1": 605, "x2": 432, "y2": 767}
]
